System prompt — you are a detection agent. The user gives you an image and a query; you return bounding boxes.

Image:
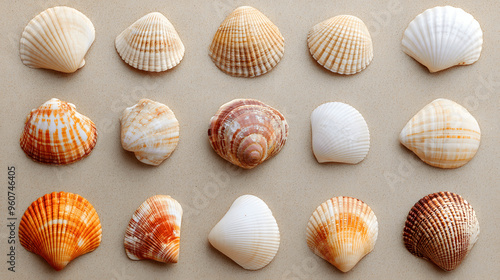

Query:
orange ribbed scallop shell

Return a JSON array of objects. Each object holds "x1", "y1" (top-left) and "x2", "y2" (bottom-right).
[
  {"x1": 208, "y1": 99, "x2": 288, "y2": 169},
  {"x1": 124, "y1": 195, "x2": 182, "y2": 263},
  {"x1": 19, "y1": 192, "x2": 102, "y2": 271},
  {"x1": 306, "y1": 196, "x2": 378, "y2": 272},
  {"x1": 20, "y1": 98, "x2": 97, "y2": 165},
  {"x1": 403, "y1": 192, "x2": 479, "y2": 271}
]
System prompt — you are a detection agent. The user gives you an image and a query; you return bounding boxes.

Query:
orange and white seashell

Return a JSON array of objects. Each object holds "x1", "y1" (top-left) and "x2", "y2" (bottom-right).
[
  {"x1": 208, "y1": 99, "x2": 288, "y2": 169},
  {"x1": 115, "y1": 12, "x2": 185, "y2": 72},
  {"x1": 20, "y1": 6, "x2": 95, "y2": 73},
  {"x1": 308, "y1": 15, "x2": 373, "y2": 75},
  {"x1": 19, "y1": 192, "x2": 102, "y2": 271},
  {"x1": 403, "y1": 192, "x2": 479, "y2": 271},
  {"x1": 20, "y1": 98, "x2": 97, "y2": 165},
  {"x1": 209, "y1": 6, "x2": 284, "y2": 77},
  {"x1": 400, "y1": 98, "x2": 481, "y2": 169},
  {"x1": 306, "y1": 196, "x2": 378, "y2": 272},
  {"x1": 208, "y1": 195, "x2": 280, "y2": 270},
  {"x1": 120, "y1": 99, "x2": 180, "y2": 166},
  {"x1": 402, "y1": 6, "x2": 483, "y2": 73},
  {"x1": 124, "y1": 195, "x2": 182, "y2": 263}
]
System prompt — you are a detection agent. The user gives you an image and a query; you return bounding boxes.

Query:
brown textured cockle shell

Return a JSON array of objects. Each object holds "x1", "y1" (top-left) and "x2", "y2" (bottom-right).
[
  {"x1": 124, "y1": 195, "x2": 182, "y2": 263},
  {"x1": 19, "y1": 192, "x2": 102, "y2": 271},
  {"x1": 208, "y1": 99, "x2": 288, "y2": 169},
  {"x1": 20, "y1": 98, "x2": 97, "y2": 165},
  {"x1": 403, "y1": 192, "x2": 479, "y2": 271}
]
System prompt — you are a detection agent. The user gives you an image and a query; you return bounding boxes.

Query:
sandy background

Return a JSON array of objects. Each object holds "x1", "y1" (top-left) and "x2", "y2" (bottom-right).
[{"x1": 1, "y1": 0, "x2": 499, "y2": 279}]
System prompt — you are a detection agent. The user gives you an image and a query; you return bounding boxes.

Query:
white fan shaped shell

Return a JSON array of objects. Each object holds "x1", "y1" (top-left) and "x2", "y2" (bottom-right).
[
  {"x1": 20, "y1": 6, "x2": 95, "y2": 73},
  {"x1": 402, "y1": 6, "x2": 483, "y2": 73},
  {"x1": 208, "y1": 195, "x2": 280, "y2": 270},
  {"x1": 115, "y1": 12, "x2": 185, "y2": 72},
  {"x1": 311, "y1": 102, "x2": 370, "y2": 164}
]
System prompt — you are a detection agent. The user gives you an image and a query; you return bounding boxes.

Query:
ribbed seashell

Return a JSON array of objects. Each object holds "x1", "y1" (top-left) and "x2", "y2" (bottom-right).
[
  {"x1": 306, "y1": 196, "x2": 378, "y2": 272},
  {"x1": 400, "y1": 98, "x2": 481, "y2": 169},
  {"x1": 209, "y1": 6, "x2": 285, "y2": 77},
  {"x1": 20, "y1": 6, "x2": 95, "y2": 73},
  {"x1": 120, "y1": 99, "x2": 179, "y2": 166},
  {"x1": 308, "y1": 15, "x2": 373, "y2": 75},
  {"x1": 124, "y1": 195, "x2": 182, "y2": 263},
  {"x1": 19, "y1": 192, "x2": 102, "y2": 271},
  {"x1": 20, "y1": 98, "x2": 97, "y2": 165},
  {"x1": 311, "y1": 102, "x2": 370, "y2": 164},
  {"x1": 208, "y1": 99, "x2": 288, "y2": 169},
  {"x1": 402, "y1": 6, "x2": 483, "y2": 73},
  {"x1": 115, "y1": 12, "x2": 185, "y2": 72},
  {"x1": 208, "y1": 195, "x2": 280, "y2": 270},
  {"x1": 403, "y1": 192, "x2": 479, "y2": 271}
]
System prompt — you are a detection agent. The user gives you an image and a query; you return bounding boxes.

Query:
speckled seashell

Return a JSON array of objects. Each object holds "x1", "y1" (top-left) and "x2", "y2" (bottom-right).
[
  {"x1": 311, "y1": 102, "x2": 370, "y2": 164},
  {"x1": 308, "y1": 15, "x2": 373, "y2": 75},
  {"x1": 403, "y1": 192, "x2": 479, "y2": 271},
  {"x1": 124, "y1": 195, "x2": 182, "y2": 263},
  {"x1": 209, "y1": 6, "x2": 284, "y2": 77},
  {"x1": 402, "y1": 6, "x2": 483, "y2": 73},
  {"x1": 306, "y1": 196, "x2": 378, "y2": 272},
  {"x1": 20, "y1": 6, "x2": 95, "y2": 73},
  {"x1": 20, "y1": 98, "x2": 97, "y2": 165},
  {"x1": 208, "y1": 99, "x2": 288, "y2": 169},
  {"x1": 19, "y1": 192, "x2": 102, "y2": 271},
  {"x1": 208, "y1": 195, "x2": 280, "y2": 270},
  {"x1": 120, "y1": 99, "x2": 179, "y2": 166},
  {"x1": 400, "y1": 98, "x2": 481, "y2": 169},
  {"x1": 115, "y1": 12, "x2": 185, "y2": 72}
]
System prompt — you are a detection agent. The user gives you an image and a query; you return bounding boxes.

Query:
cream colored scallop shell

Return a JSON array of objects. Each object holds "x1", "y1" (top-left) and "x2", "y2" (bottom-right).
[
  {"x1": 400, "y1": 98, "x2": 481, "y2": 169},
  {"x1": 311, "y1": 102, "x2": 370, "y2": 164},
  {"x1": 208, "y1": 195, "x2": 280, "y2": 270},
  {"x1": 209, "y1": 6, "x2": 285, "y2": 77},
  {"x1": 403, "y1": 192, "x2": 479, "y2": 271},
  {"x1": 306, "y1": 196, "x2": 378, "y2": 272},
  {"x1": 20, "y1": 6, "x2": 95, "y2": 73},
  {"x1": 308, "y1": 15, "x2": 373, "y2": 75},
  {"x1": 115, "y1": 12, "x2": 185, "y2": 72},
  {"x1": 402, "y1": 6, "x2": 483, "y2": 73},
  {"x1": 120, "y1": 99, "x2": 180, "y2": 166}
]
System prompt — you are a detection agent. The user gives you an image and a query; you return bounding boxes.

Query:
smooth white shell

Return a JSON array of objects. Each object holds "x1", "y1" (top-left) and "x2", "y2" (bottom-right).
[
  {"x1": 208, "y1": 195, "x2": 280, "y2": 270},
  {"x1": 115, "y1": 12, "x2": 185, "y2": 72},
  {"x1": 311, "y1": 102, "x2": 370, "y2": 164},
  {"x1": 400, "y1": 98, "x2": 481, "y2": 169},
  {"x1": 402, "y1": 6, "x2": 483, "y2": 73},
  {"x1": 20, "y1": 6, "x2": 95, "y2": 73}
]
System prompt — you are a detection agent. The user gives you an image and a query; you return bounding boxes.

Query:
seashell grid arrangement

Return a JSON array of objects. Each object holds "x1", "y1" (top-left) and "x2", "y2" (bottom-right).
[{"x1": 12, "y1": 2, "x2": 497, "y2": 278}]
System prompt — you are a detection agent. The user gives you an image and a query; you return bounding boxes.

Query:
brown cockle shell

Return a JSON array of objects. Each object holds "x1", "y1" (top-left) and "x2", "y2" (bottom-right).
[
  {"x1": 19, "y1": 192, "x2": 102, "y2": 271},
  {"x1": 306, "y1": 196, "x2": 378, "y2": 272},
  {"x1": 403, "y1": 192, "x2": 480, "y2": 271},
  {"x1": 20, "y1": 98, "x2": 97, "y2": 165},
  {"x1": 209, "y1": 6, "x2": 285, "y2": 77},
  {"x1": 124, "y1": 195, "x2": 182, "y2": 263},
  {"x1": 208, "y1": 99, "x2": 288, "y2": 169}
]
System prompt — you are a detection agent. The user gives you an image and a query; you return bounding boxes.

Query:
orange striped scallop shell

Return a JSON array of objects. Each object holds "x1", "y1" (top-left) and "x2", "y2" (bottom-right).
[
  {"x1": 306, "y1": 196, "x2": 378, "y2": 272},
  {"x1": 124, "y1": 195, "x2": 182, "y2": 263},
  {"x1": 19, "y1": 192, "x2": 102, "y2": 271},
  {"x1": 20, "y1": 98, "x2": 97, "y2": 165}
]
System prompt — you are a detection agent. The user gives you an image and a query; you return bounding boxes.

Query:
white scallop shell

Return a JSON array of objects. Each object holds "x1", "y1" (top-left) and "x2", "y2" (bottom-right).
[
  {"x1": 208, "y1": 195, "x2": 280, "y2": 270},
  {"x1": 400, "y1": 98, "x2": 481, "y2": 169},
  {"x1": 20, "y1": 6, "x2": 95, "y2": 73},
  {"x1": 402, "y1": 6, "x2": 483, "y2": 73},
  {"x1": 311, "y1": 102, "x2": 370, "y2": 164},
  {"x1": 115, "y1": 12, "x2": 185, "y2": 72}
]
